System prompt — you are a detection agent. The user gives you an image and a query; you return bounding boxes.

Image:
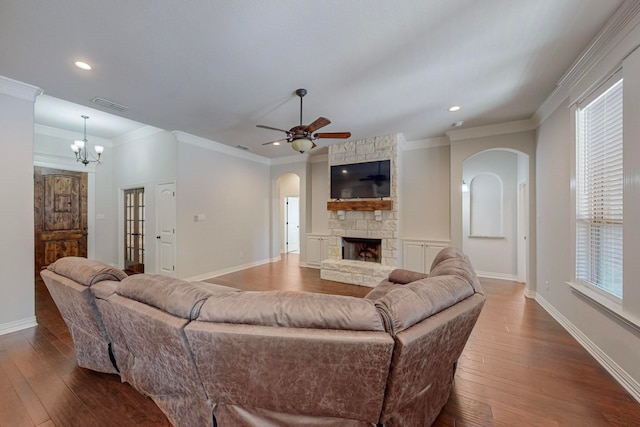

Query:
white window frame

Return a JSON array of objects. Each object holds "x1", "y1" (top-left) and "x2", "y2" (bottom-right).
[{"x1": 573, "y1": 73, "x2": 623, "y2": 303}]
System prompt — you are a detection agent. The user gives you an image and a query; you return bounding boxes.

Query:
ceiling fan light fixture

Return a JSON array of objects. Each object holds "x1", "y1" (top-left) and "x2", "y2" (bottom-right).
[{"x1": 291, "y1": 137, "x2": 314, "y2": 153}]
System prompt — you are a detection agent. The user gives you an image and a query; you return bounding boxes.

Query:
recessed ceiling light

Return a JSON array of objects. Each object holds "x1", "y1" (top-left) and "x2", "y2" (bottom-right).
[
  {"x1": 448, "y1": 105, "x2": 461, "y2": 112},
  {"x1": 273, "y1": 142, "x2": 280, "y2": 146},
  {"x1": 74, "y1": 61, "x2": 92, "y2": 70}
]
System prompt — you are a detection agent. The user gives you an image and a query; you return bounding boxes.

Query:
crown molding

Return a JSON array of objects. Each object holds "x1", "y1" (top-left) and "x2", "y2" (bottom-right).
[
  {"x1": 403, "y1": 136, "x2": 449, "y2": 151},
  {"x1": 112, "y1": 125, "x2": 164, "y2": 146},
  {"x1": 172, "y1": 131, "x2": 270, "y2": 165},
  {"x1": 0, "y1": 76, "x2": 42, "y2": 101},
  {"x1": 446, "y1": 119, "x2": 537, "y2": 142},
  {"x1": 34, "y1": 123, "x2": 112, "y2": 147},
  {"x1": 535, "y1": 0, "x2": 640, "y2": 124}
]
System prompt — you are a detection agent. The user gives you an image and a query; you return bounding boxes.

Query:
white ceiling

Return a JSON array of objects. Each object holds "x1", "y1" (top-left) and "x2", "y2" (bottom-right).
[{"x1": 0, "y1": 0, "x2": 623, "y2": 158}]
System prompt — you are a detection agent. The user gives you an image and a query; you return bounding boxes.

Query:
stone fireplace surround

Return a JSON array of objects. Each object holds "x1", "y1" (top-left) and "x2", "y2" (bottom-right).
[{"x1": 320, "y1": 135, "x2": 399, "y2": 287}]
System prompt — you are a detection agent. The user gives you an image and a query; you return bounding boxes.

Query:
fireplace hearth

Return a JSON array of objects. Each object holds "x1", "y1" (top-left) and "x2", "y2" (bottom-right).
[{"x1": 342, "y1": 237, "x2": 382, "y2": 263}]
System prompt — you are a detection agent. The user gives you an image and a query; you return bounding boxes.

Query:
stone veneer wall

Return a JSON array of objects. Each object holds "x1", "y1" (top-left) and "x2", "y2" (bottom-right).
[{"x1": 320, "y1": 134, "x2": 399, "y2": 287}]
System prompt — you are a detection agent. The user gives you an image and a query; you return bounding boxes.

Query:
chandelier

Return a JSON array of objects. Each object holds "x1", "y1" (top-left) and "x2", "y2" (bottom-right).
[{"x1": 70, "y1": 115, "x2": 103, "y2": 166}]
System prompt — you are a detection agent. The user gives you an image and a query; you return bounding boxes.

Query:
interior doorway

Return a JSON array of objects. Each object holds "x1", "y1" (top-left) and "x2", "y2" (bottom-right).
[
  {"x1": 285, "y1": 196, "x2": 300, "y2": 253},
  {"x1": 34, "y1": 167, "x2": 88, "y2": 277},
  {"x1": 123, "y1": 187, "x2": 145, "y2": 274}
]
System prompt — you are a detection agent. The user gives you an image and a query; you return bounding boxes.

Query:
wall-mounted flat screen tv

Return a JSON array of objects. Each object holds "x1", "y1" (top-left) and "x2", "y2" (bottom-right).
[{"x1": 330, "y1": 160, "x2": 391, "y2": 199}]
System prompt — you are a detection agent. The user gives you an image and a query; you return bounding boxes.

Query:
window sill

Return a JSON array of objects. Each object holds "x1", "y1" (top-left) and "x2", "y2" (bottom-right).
[{"x1": 566, "y1": 281, "x2": 640, "y2": 333}]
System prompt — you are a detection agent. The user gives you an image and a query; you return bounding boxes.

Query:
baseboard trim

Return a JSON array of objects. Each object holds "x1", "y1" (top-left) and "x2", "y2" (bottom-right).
[
  {"x1": 535, "y1": 293, "x2": 640, "y2": 403},
  {"x1": 0, "y1": 316, "x2": 37, "y2": 336},
  {"x1": 183, "y1": 256, "x2": 281, "y2": 282},
  {"x1": 476, "y1": 271, "x2": 519, "y2": 282}
]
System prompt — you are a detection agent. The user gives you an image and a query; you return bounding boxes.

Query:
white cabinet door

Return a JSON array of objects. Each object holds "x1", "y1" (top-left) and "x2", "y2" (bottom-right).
[
  {"x1": 402, "y1": 241, "x2": 428, "y2": 273},
  {"x1": 306, "y1": 235, "x2": 329, "y2": 268},
  {"x1": 402, "y1": 240, "x2": 449, "y2": 273},
  {"x1": 425, "y1": 244, "x2": 447, "y2": 271}
]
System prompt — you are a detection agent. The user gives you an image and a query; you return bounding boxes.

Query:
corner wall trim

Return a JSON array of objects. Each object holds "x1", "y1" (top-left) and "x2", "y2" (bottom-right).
[
  {"x1": 0, "y1": 317, "x2": 37, "y2": 336},
  {"x1": 535, "y1": 293, "x2": 640, "y2": 403}
]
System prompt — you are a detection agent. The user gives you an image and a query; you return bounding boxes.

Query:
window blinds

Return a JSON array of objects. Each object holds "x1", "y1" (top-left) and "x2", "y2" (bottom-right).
[{"x1": 576, "y1": 78, "x2": 623, "y2": 299}]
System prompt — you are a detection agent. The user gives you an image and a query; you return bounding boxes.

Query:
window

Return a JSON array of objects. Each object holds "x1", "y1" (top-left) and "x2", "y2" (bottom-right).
[{"x1": 576, "y1": 77, "x2": 623, "y2": 299}]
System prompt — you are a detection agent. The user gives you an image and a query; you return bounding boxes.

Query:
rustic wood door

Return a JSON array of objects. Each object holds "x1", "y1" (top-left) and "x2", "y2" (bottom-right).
[{"x1": 34, "y1": 167, "x2": 88, "y2": 276}]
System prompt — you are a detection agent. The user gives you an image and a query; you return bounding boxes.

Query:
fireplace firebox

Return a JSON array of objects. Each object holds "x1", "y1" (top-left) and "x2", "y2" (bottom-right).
[{"x1": 342, "y1": 237, "x2": 382, "y2": 263}]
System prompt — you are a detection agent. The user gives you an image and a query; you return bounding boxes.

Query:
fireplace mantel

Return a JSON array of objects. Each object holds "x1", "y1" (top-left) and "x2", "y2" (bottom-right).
[{"x1": 327, "y1": 200, "x2": 393, "y2": 211}]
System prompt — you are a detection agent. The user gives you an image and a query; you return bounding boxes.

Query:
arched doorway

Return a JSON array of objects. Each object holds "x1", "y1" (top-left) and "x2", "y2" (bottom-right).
[{"x1": 462, "y1": 149, "x2": 529, "y2": 285}]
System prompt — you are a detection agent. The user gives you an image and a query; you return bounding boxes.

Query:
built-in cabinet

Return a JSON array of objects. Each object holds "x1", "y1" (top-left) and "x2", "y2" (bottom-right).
[
  {"x1": 401, "y1": 240, "x2": 450, "y2": 273},
  {"x1": 306, "y1": 234, "x2": 330, "y2": 268}
]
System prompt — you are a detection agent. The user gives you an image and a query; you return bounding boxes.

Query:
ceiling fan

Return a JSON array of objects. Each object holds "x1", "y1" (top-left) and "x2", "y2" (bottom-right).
[{"x1": 257, "y1": 88, "x2": 351, "y2": 153}]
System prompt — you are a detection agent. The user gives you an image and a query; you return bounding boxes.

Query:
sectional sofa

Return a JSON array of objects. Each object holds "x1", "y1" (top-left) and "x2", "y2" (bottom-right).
[{"x1": 40, "y1": 247, "x2": 485, "y2": 427}]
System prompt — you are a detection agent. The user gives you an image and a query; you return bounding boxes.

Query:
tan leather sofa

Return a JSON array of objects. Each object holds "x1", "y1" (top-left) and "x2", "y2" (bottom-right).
[{"x1": 41, "y1": 247, "x2": 485, "y2": 427}]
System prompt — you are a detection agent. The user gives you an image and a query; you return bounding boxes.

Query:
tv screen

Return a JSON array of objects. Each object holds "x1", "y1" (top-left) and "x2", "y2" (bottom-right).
[{"x1": 331, "y1": 160, "x2": 391, "y2": 199}]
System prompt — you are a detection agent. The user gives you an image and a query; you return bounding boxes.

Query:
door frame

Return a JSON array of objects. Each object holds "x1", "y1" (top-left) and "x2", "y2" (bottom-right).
[
  {"x1": 156, "y1": 181, "x2": 177, "y2": 277},
  {"x1": 285, "y1": 196, "x2": 300, "y2": 253},
  {"x1": 118, "y1": 183, "x2": 146, "y2": 271},
  {"x1": 34, "y1": 159, "x2": 97, "y2": 259}
]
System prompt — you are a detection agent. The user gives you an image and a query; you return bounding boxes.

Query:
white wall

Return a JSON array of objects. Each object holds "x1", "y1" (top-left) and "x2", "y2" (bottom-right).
[
  {"x1": 536, "y1": 30, "x2": 640, "y2": 395},
  {"x1": 400, "y1": 143, "x2": 450, "y2": 241},
  {"x1": 309, "y1": 157, "x2": 329, "y2": 235},
  {"x1": 462, "y1": 150, "x2": 518, "y2": 278},
  {"x1": 113, "y1": 128, "x2": 178, "y2": 273},
  {"x1": 0, "y1": 79, "x2": 39, "y2": 333},
  {"x1": 177, "y1": 141, "x2": 271, "y2": 279}
]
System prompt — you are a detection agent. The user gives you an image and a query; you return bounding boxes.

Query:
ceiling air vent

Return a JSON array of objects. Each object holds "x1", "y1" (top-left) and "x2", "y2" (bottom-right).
[
  {"x1": 235, "y1": 145, "x2": 250, "y2": 151},
  {"x1": 91, "y1": 97, "x2": 130, "y2": 112}
]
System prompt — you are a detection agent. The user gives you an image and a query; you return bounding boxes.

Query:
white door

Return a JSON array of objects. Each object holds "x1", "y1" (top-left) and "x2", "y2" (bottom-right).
[
  {"x1": 517, "y1": 182, "x2": 527, "y2": 283},
  {"x1": 157, "y1": 182, "x2": 177, "y2": 277},
  {"x1": 285, "y1": 196, "x2": 300, "y2": 253}
]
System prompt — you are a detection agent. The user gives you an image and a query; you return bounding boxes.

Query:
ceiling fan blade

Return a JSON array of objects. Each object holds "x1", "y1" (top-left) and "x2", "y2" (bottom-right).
[
  {"x1": 314, "y1": 132, "x2": 351, "y2": 139},
  {"x1": 261, "y1": 137, "x2": 289, "y2": 146},
  {"x1": 306, "y1": 117, "x2": 331, "y2": 133},
  {"x1": 257, "y1": 124, "x2": 290, "y2": 133}
]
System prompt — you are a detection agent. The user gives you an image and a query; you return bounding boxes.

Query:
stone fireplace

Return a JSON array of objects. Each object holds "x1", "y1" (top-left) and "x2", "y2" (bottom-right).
[
  {"x1": 320, "y1": 134, "x2": 399, "y2": 287},
  {"x1": 342, "y1": 237, "x2": 382, "y2": 263}
]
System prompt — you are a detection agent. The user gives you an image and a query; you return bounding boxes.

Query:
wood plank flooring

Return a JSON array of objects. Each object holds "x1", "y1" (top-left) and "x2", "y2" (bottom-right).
[{"x1": 1, "y1": 254, "x2": 638, "y2": 426}]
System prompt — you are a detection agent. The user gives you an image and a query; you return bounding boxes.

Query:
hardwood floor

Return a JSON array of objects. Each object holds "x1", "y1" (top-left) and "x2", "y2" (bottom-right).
[{"x1": 1, "y1": 255, "x2": 638, "y2": 426}]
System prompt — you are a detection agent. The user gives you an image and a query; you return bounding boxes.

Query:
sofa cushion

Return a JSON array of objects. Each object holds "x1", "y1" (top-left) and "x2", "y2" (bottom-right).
[
  {"x1": 388, "y1": 269, "x2": 429, "y2": 285},
  {"x1": 197, "y1": 290, "x2": 386, "y2": 332},
  {"x1": 374, "y1": 275, "x2": 474, "y2": 334},
  {"x1": 117, "y1": 274, "x2": 233, "y2": 320},
  {"x1": 47, "y1": 257, "x2": 127, "y2": 286},
  {"x1": 429, "y1": 248, "x2": 483, "y2": 295},
  {"x1": 365, "y1": 269, "x2": 430, "y2": 300}
]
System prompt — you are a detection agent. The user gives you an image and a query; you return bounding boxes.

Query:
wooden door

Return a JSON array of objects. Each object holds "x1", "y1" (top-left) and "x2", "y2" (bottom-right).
[{"x1": 34, "y1": 167, "x2": 88, "y2": 276}]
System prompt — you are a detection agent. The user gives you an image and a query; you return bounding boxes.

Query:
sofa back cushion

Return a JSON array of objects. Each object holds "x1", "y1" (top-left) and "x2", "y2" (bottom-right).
[
  {"x1": 117, "y1": 274, "x2": 238, "y2": 320},
  {"x1": 47, "y1": 257, "x2": 127, "y2": 286},
  {"x1": 374, "y1": 275, "x2": 474, "y2": 334},
  {"x1": 429, "y1": 247, "x2": 483, "y2": 294},
  {"x1": 197, "y1": 290, "x2": 386, "y2": 332}
]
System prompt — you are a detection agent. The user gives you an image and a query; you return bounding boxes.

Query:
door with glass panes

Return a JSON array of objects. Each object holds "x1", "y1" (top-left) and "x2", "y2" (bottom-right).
[{"x1": 124, "y1": 188, "x2": 145, "y2": 273}]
